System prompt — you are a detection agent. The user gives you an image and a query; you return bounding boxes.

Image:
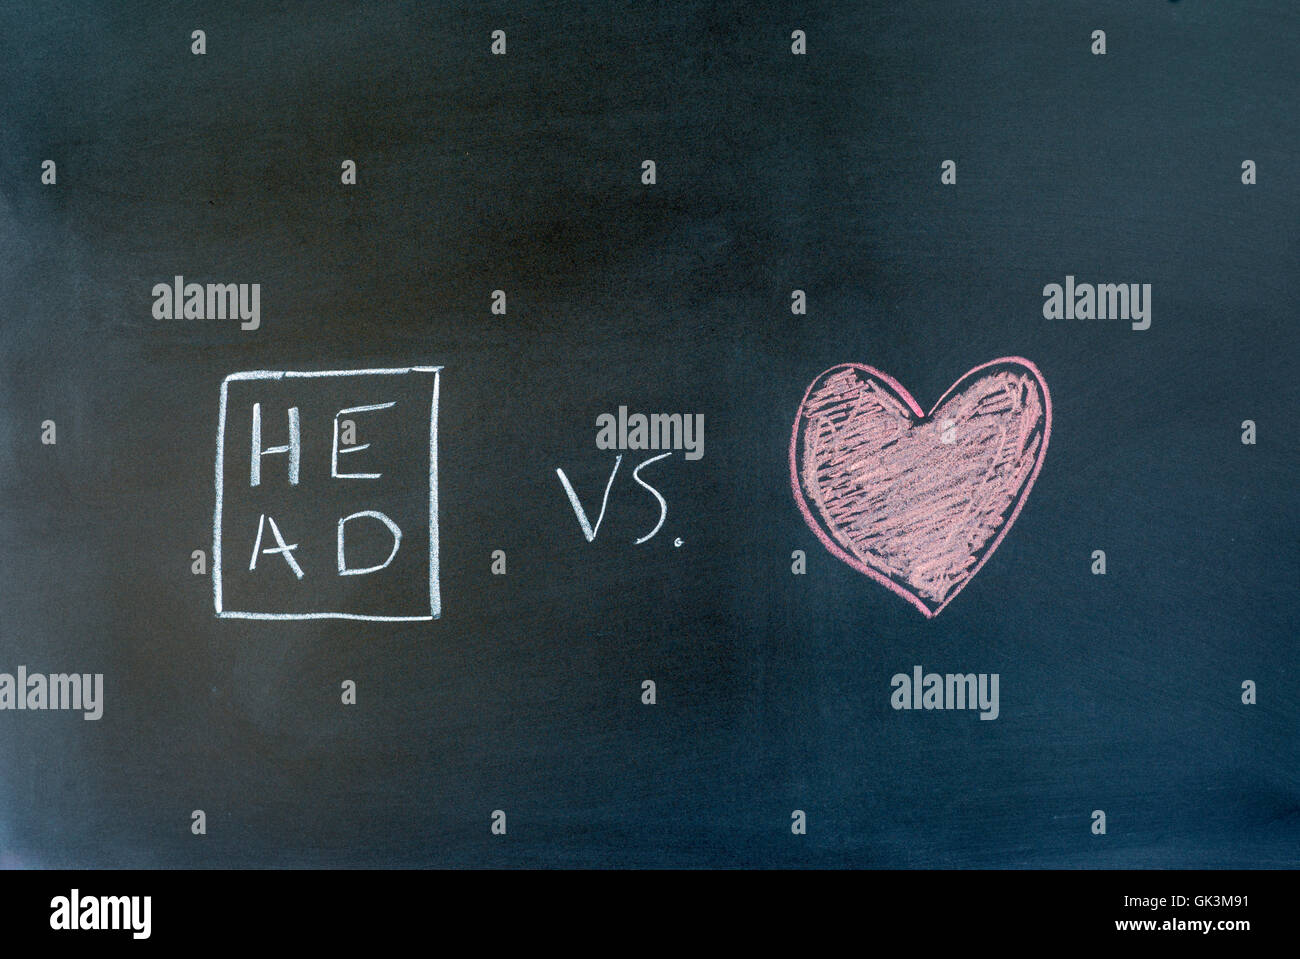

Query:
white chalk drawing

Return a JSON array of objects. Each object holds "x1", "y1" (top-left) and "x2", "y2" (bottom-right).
[
  {"x1": 251, "y1": 403, "x2": 300, "y2": 486},
  {"x1": 337, "y1": 510, "x2": 403, "y2": 576},
  {"x1": 214, "y1": 367, "x2": 440, "y2": 621},
  {"x1": 248, "y1": 513, "x2": 305, "y2": 579},
  {"x1": 331, "y1": 402, "x2": 395, "y2": 479},
  {"x1": 554, "y1": 450, "x2": 673, "y2": 545},
  {"x1": 555, "y1": 455, "x2": 622, "y2": 542}
]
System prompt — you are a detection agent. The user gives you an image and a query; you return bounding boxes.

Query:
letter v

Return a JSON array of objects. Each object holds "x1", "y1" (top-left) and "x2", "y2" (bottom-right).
[{"x1": 555, "y1": 456, "x2": 621, "y2": 542}]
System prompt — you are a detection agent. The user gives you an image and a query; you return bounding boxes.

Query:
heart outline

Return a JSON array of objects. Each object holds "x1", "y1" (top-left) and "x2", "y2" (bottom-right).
[{"x1": 790, "y1": 357, "x2": 1052, "y2": 618}]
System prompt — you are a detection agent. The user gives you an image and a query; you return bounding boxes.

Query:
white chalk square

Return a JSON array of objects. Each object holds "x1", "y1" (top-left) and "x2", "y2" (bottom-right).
[{"x1": 213, "y1": 367, "x2": 440, "y2": 621}]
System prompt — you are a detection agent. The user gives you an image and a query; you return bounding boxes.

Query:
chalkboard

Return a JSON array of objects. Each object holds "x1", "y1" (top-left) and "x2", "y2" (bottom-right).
[{"x1": 1, "y1": 0, "x2": 1297, "y2": 870}]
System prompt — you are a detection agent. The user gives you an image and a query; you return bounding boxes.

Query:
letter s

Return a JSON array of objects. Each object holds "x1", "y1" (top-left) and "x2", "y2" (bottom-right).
[{"x1": 631, "y1": 452, "x2": 672, "y2": 544}]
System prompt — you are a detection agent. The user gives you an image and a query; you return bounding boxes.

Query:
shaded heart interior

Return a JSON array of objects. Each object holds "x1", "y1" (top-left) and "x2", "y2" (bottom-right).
[{"x1": 793, "y1": 362, "x2": 1049, "y2": 614}]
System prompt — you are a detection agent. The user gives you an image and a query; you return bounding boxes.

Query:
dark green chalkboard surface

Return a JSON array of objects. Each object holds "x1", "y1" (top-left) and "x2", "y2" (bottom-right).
[{"x1": 0, "y1": 0, "x2": 1296, "y2": 869}]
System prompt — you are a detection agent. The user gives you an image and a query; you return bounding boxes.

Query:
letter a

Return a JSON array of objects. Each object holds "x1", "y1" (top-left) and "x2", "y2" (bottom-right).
[
  {"x1": 152, "y1": 282, "x2": 172, "y2": 319},
  {"x1": 1091, "y1": 30, "x2": 1106, "y2": 55},
  {"x1": 249, "y1": 513, "x2": 305, "y2": 579},
  {"x1": 50, "y1": 896, "x2": 71, "y2": 931},
  {"x1": 1042, "y1": 284, "x2": 1063, "y2": 319}
]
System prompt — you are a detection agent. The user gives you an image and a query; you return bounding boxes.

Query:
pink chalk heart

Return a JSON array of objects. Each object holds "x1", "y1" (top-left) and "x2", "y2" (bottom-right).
[{"x1": 790, "y1": 358, "x2": 1051, "y2": 617}]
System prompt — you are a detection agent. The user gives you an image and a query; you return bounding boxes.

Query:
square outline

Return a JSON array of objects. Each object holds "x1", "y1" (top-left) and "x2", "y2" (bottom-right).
[{"x1": 213, "y1": 366, "x2": 441, "y2": 621}]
